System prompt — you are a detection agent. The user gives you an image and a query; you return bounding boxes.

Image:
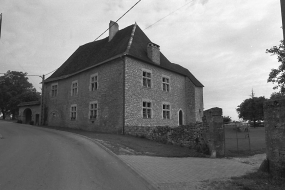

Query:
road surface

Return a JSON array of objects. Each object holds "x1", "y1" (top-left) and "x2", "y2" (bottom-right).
[{"x1": 0, "y1": 121, "x2": 153, "y2": 190}]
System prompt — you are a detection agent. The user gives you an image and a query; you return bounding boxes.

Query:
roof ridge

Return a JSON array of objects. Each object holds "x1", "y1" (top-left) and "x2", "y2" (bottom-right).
[{"x1": 124, "y1": 22, "x2": 137, "y2": 55}]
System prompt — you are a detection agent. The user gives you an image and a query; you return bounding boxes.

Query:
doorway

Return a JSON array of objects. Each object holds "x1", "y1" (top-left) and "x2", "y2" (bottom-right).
[{"x1": 24, "y1": 108, "x2": 32, "y2": 124}]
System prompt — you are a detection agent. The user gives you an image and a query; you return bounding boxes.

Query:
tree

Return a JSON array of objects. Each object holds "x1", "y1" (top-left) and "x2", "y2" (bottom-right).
[
  {"x1": 266, "y1": 40, "x2": 285, "y2": 93},
  {"x1": 270, "y1": 91, "x2": 285, "y2": 100},
  {"x1": 0, "y1": 71, "x2": 41, "y2": 119},
  {"x1": 223, "y1": 116, "x2": 232, "y2": 124},
  {"x1": 236, "y1": 96, "x2": 267, "y2": 127}
]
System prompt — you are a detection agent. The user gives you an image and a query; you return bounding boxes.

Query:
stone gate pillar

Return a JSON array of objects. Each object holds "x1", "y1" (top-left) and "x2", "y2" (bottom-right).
[
  {"x1": 264, "y1": 99, "x2": 285, "y2": 177},
  {"x1": 204, "y1": 107, "x2": 225, "y2": 157}
]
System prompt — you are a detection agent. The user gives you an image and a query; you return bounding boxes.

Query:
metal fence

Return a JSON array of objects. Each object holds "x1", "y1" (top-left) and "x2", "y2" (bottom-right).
[{"x1": 224, "y1": 123, "x2": 251, "y2": 156}]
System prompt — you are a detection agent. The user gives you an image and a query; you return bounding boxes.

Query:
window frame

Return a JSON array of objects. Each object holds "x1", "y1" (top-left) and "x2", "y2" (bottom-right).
[
  {"x1": 162, "y1": 103, "x2": 171, "y2": 119},
  {"x1": 162, "y1": 75, "x2": 170, "y2": 92},
  {"x1": 71, "y1": 80, "x2": 78, "y2": 96},
  {"x1": 90, "y1": 73, "x2": 98, "y2": 91},
  {"x1": 142, "y1": 69, "x2": 152, "y2": 88},
  {"x1": 89, "y1": 101, "x2": 98, "y2": 120},
  {"x1": 70, "y1": 104, "x2": 77, "y2": 120},
  {"x1": 51, "y1": 83, "x2": 58, "y2": 97},
  {"x1": 142, "y1": 100, "x2": 152, "y2": 119}
]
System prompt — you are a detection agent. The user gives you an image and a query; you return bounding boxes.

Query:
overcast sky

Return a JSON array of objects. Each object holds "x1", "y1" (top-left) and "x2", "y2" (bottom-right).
[{"x1": 0, "y1": 0, "x2": 282, "y2": 120}]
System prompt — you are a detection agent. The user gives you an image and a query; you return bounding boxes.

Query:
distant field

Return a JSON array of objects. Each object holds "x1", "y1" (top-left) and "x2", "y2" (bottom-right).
[{"x1": 224, "y1": 124, "x2": 265, "y2": 157}]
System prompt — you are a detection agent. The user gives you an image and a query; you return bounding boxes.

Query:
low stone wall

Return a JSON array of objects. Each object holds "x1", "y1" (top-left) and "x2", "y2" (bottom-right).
[
  {"x1": 124, "y1": 123, "x2": 208, "y2": 148},
  {"x1": 125, "y1": 107, "x2": 224, "y2": 157},
  {"x1": 264, "y1": 99, "x2": 285, "y2": 177}
]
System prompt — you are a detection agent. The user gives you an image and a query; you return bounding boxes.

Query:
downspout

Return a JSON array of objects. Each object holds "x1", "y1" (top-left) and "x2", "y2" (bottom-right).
[
  {"x1": 40, "y1": 75, "x2": 45, "y2": 125},
  {"x1": 122, "y1": 57, "x2": 126, "y2": 134}
]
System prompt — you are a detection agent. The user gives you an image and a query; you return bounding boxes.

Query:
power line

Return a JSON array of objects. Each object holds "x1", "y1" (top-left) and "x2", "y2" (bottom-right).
[
  {"x1": 45, "y1": 69, "x2": 57, "y2": 76},
  {"x1": 94, "y1": 0, "x2": 142, "y2": 41},
  {"x1": 145, "y1": 0, "x2": 194, "y2": 30}
]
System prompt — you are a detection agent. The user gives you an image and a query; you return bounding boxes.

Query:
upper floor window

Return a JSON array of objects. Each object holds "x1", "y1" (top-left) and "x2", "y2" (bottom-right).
[
  {"x1": 71, "y1": 104, "x2": 77, "y2": 120},
  {"x1": 51, "y1": 83, "x2": 58, "y2": 97},
  {"x1": 71, "y1": 80, "x2": 78, "y2": 96},
  {"x1": 142, "y1": 70, "x2": 152, "y2": 88},
  {"x1": 162, "y1": 76, "x2": 170, "y2": 92},
  {"x1": 162, "y1": 104, "x2": 170, "y2": 119},
  {"x1": 89, "y1": 101, "x2": 98, "y2": 119},
  {"x1": 143, "y1": 101, "x2": 152, "y2": 119},
  {"x1": 90, "y1": 74, "x2": 98, "y2": 91}
]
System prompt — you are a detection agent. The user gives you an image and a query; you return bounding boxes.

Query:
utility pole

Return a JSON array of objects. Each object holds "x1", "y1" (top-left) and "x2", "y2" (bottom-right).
[
  {"x1": 250, "y1": 89, "x2": 256, "y2": 128},
  {"x1": 40, "y1": 75, "x2": 45, "y2": 125},
  {"x1": 281, "y1": 0, "x2": 285, "y2": 41}
]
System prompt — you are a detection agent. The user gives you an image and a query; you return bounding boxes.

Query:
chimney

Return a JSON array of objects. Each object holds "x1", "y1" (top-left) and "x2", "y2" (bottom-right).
[
  {"x1": 147, "y1": 43, "x2": 160, "y2": 65},
  {"x1": 109, "y1": 21, "x2": 119, "y2": 42}
]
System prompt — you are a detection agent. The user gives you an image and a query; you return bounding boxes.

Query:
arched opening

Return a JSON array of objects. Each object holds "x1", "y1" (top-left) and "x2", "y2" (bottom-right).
[
  {"x1": 179, "y1": 110, "x2": 183, "y2": 126},
  {"x1": 23, "y1": 108, "x2": 32, "y2": 124}
]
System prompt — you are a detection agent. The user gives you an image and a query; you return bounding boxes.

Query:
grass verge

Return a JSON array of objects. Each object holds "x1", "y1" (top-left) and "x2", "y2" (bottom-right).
[{"x1": 41, "y1": 126, "x2": 207, "y2": 157}]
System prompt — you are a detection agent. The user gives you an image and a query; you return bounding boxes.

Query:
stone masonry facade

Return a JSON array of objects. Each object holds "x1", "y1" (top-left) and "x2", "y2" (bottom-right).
[
  {"x1": 124, "y1": 57, "x2": 203, "y2": 127},
  {"x1": 44, "y1": 58, "x2": 124, "y2": 133},
  {"x1": 18, "y1": 104, "x2": 41, "y2": 125},
  {"x1": 264, "y1": 99, "x2": 285, "y2": 177},
  {"x1": 44, "y1": 56, "x2": 203, "y2": 133}
]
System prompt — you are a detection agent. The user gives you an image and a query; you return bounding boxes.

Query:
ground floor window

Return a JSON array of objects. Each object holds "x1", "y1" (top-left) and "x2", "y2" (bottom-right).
[
  {"x1": 163, "y1": 104, "x2": 170, "y2": 119},
  {"x1": 89, "y1": 102, "x2": 98, "y2": 119},
  {"x1": 143, "y1": 101, "x2": 152, "y2": 119},
  {"x1": 71, "y1": 105, "x2": 77, "y2": 120}
]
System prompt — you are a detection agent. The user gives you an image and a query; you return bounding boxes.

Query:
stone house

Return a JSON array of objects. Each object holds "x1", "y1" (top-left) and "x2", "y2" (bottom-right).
[
  {"x1": 18, "y1": 101, "x2": 41, "y2": 125},
  {"x1": 43, "y1": 21, "x2": 204, "y2": 133}
]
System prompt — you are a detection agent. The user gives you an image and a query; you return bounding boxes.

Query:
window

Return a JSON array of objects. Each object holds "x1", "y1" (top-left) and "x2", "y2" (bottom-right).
[
  {"x1": 90, "y1": 74, "x2": 98, "y2": 91},
  {"x1": 162, "y1": 76, "x2": 170, "y2": 92},
  {"x1": 163, "y1": 104, "x2": 170, "y2": 119},
  {"x1": 89, "y1": 102, "x2": 98, "y2": 119},
  {"x1": 51, "y1": 83, "x2": 58, "y2": 97},
  {"x1": 71, "y1": 105, "x2": 77, "y2": 120},
  {"x1": 142, "y1": 70, "x2": 151, "y2": 88},
  {"x1": 71, "y1": 81, "x2": 78, "y2": 96},
  {"x1": 143, "y1": 101, "x2": 152, "y2": 118}
]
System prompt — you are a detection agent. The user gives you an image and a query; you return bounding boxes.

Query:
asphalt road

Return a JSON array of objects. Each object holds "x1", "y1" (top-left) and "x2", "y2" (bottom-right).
[{"x1": 0, "y1": 121, "x2": 153, "y2": 190}]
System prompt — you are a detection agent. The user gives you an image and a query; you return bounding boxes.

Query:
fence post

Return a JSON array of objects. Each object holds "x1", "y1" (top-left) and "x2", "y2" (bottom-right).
[
  {"x1": 204, "y1": 107, "x2": 225, "y2": 157},
  {"x1": 264, "y1": 99, "x2": 285, "y2": 177}
]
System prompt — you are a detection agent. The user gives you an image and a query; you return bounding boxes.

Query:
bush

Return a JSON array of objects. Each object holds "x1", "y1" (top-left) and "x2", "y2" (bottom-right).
[
  {"x1": 17, "y1": 120, "x2": 22, "y2": 123},
  {"x1": 29, "y1": 121, "x2": 34, "y2": 125}
]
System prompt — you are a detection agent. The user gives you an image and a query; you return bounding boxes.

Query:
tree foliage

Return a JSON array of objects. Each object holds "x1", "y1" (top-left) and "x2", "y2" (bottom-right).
[
  {"x1": 0, "y1": 71, "x2": 41, "y2": 119},
  {"x1": 270, "y1": 91, "x2": 285, "y2": 100},
  {"x1": 223, "y1": 116, "x2": 232, "y2": 124},
  {"x1": 266, "y1": 40, "x2": 285, "y2": 93},
  {"x1": 236, "y1": 96, "x2": 267, "y2": 125}
]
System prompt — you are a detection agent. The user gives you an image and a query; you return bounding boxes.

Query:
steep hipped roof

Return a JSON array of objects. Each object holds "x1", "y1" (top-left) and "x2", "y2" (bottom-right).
[{"x1": 46, "y1": 23, "x2": 203, "y2": 87}]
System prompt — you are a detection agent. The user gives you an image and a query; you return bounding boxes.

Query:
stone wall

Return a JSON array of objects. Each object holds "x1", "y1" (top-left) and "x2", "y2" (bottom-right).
[
  {"x1": 18, "y1": 104, "x2": 41, "y2": 125},
  {"x1": 44, "y1": 58, "x2": 124, "y2": 133},
  {"x1": 264, "y1": 99, "x2": 285, "y2": 177},
  {"x1": 125, "y1": 107, "x2": 224, "y2": 157},
  {"x1": 124, "y1": 57, "x2": 188, "y2": 127}
]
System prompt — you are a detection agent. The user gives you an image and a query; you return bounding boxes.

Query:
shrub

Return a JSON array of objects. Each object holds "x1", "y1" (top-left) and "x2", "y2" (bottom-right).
[
  {"x1": 29, "y1": 121, "x2": 34, "y2": 125},
  {"x1": 17, "y1": 120, "x2": 22, "y2": 123}
]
